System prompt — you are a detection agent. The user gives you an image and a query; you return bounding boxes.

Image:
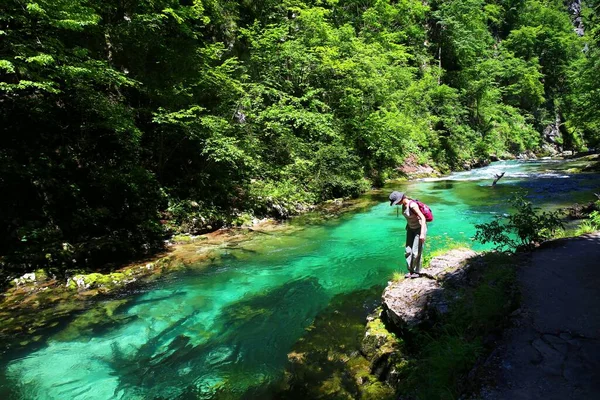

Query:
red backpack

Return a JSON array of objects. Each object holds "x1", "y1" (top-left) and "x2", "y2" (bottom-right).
[{"x1": 410, "y1": 200, "x2": 434, "y2": 222}]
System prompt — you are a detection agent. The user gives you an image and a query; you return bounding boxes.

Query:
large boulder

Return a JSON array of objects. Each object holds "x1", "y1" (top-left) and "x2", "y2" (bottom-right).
[
  {"x1": 421, "y1": 248, "x2": 478, "y2": 282},
  {"x1": 396, "y1": 154, "x2": 439, "y2": 179},
  {"x1": 357, "y1": 249, "x2": 479, "y2": 393},
  {"x1": 382, "y1": 249, "x2": 478, "y2": 331},
  {"x1": 382, "y1": 278, "x2": 440, "y2": 329}
]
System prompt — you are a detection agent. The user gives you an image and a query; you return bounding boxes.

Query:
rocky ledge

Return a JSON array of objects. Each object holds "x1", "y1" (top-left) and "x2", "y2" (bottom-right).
[
  {"x1": 382, "y1": 248, "x2": 478, "y2": 330},
  {"x1": 360, "y1": 248, "x2": 479, "y2": 384}
]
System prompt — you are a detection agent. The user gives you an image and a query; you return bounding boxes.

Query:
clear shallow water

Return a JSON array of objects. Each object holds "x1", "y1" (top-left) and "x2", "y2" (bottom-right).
[{"x1": 1, "y1": 160, "x2": 599, "y2": 399}]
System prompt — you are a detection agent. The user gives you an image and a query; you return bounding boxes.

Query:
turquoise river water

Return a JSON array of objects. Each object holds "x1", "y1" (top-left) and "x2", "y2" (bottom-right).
[{"x1": 1, "y1": 160, "x2": 598, "y2": 399}]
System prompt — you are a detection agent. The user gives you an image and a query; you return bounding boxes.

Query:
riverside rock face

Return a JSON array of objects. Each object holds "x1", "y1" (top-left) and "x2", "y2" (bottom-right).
[
  {"x1": 382, "y1": 278, "x2": 439, "y2": 329},
  {"x1": 382, "y1": 249, "x2": 478, "y2": 331},
  {"x1": 357, "y1": 249, "x2": 479, "y2": 386},
  {"x1": 360, "y1": 313, "x2": 404, "y2": 385}
]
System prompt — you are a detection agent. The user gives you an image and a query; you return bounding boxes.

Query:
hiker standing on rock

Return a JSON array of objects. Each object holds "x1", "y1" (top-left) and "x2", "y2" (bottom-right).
[{"x1": 389, "y1": 191, "x2": 429, "y2": 279}]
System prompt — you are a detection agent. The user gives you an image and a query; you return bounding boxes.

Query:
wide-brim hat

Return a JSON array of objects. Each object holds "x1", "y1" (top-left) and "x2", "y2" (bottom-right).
[{"x1": 389, "y1": 191, "x2": 405, "y2": 206}]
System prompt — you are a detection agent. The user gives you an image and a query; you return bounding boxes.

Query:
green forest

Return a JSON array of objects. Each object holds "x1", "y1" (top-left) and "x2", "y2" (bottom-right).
[{"x1": 1, "y1": 0, "x2": 599, "y2": 278}]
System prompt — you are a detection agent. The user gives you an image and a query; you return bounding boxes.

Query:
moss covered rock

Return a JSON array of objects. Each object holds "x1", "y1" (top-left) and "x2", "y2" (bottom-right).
[
  {"x1": 66, "y1": 271, "x2": 136, "y2": 292},
  {"x1": 361, "y1": 310, "x2": 405, "y2": 387},
  {"x1": 361, "y1": 312, "x2": 397, "y2": 360},
  {"x1": 52, "y1": 299, "x2": 130, "y2": 342}
]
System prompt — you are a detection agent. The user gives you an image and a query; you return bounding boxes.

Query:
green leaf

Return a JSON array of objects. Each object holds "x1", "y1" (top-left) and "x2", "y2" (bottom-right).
[
  {"x1": 25, "y1": 54, "x2": 55, "y2": 66},
  {"x1": 0, "y1": 60, "x2": 15, "y2": 73},
  {"x1": 26, "y1": 2, "x2": 47, "y2": 17}
]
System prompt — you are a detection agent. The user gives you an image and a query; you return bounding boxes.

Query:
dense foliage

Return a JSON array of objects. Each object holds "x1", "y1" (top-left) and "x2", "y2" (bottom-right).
[
  {"x1": 474, "y1": 195, "x2": 564, "y2": 251},
  {"x1": 575, "y1": 198, "x2": 600, "y2": 234},
  {"x1": 1, "y1": 0, "x2": 597, "y2": 276}
]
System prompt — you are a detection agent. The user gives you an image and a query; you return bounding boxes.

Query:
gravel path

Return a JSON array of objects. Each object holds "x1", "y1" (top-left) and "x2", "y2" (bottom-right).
[{"x1": 480, "y1": 233, "x2": 600, "y2": 400}]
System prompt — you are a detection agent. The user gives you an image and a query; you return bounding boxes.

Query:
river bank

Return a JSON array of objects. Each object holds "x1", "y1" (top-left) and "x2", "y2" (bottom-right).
[
  {"x1": 337, "y1": 248, "x2": 523, "y2": 399},
  {"x1": 0, "y1": 194, "x2": 381, "y2": 354},
  {"x1": 2, "y1": 153, "x2": 597, "y2": 351},
  {"x1": 348, "y1": 231, "x2": 600, "y2": 399},
  {"x1": 1, "y1": 155, "x2": 598, "y2": 399}
]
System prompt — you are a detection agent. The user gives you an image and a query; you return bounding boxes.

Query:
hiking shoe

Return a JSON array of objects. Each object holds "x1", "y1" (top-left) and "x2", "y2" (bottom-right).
[{"x1": 405, "y1": 273, "x2": 420, "y2": 279}]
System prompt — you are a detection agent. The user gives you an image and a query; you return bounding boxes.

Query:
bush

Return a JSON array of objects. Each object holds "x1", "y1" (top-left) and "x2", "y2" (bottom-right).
[
  {"x1": 310, "y1": 144, "x2": 369, "y2": 201},
  {"x1": 590, "y1": 210, "x2": 600, "y2": 227},
  {"x1": 248, "y1": 179, "x2": 316, "y2": 218},
  {"x1": 474, "y1": 195, "x2": 564, "y2": 252},
  {"x1": 164, "y1": 199, "x2": 227, "y2": 234},
  {"x1": 575, "y1": 208, "x2": 600, "y2": 235},
  {"x1": 1, "y1": 165, "x2": 166, "y2": 281}
]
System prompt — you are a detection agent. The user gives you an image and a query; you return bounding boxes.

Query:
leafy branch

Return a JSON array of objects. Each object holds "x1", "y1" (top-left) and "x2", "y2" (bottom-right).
[{"x1": 474, "y1": 195, "x2": 564, "y2": 252}]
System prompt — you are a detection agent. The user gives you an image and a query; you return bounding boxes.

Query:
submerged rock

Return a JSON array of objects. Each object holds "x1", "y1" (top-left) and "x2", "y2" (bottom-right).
[{"x1": 361, "y1": 310, "x2": 405, "y2": 387}]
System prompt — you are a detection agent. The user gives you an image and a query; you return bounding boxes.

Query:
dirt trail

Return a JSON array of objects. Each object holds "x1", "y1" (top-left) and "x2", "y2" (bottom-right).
[{"x1": 480, "y1": 233, "x2": 600, "y2": 399}]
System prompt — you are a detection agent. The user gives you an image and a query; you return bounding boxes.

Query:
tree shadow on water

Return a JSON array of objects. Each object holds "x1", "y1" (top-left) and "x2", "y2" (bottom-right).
[
  {"x1": 104, "y1": 277, "x2": 329, "y2": 399},
  {"x1": 271, "y1": 286, "x2": 395, "y2": 400}
]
